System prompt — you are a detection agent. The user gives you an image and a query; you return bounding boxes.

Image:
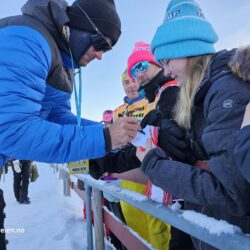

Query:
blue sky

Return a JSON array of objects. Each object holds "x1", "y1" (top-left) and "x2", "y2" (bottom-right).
[{"x1": 1, "y1": 0, "x2": 250, "y2": 121}]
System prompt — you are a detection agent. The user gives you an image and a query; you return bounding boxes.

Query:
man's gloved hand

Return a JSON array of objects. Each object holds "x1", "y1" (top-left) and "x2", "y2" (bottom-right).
[{"x1": 140, "y1": 109, "x2": 163, "y2": 129}]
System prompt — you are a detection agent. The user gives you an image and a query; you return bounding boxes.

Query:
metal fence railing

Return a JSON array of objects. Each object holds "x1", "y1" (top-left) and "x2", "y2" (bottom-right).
[{"x1": 58, "y1": 166, "x2": 250, "y2": 250}]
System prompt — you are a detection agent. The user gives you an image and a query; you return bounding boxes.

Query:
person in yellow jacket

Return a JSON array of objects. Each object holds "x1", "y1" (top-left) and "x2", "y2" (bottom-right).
[{"x1": 113, "y1": 70, "x2": 148, "y2": 121}]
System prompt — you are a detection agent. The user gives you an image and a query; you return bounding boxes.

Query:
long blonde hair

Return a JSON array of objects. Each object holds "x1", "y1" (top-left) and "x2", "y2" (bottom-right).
[{"x1": 173, "y1": 55, "x2": 212, "y2": 129}]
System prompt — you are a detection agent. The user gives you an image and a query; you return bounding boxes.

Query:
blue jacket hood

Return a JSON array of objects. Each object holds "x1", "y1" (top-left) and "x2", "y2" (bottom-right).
[{"x1": 22, "y1": 0, "x2": 70, "y2": 53}]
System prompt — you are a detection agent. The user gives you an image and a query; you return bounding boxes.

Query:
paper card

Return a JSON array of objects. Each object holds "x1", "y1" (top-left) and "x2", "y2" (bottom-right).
[{"x1": 131, "y1": 125, "x2": 152, "y2": 148}]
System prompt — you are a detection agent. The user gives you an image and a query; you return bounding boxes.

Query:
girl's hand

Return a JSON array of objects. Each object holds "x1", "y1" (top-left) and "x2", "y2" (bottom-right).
[{"x1": 136, "y1": 138, "x2": 153, "y2": 162}]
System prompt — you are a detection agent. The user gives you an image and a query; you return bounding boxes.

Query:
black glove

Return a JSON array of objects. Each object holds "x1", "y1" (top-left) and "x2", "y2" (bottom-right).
[
  {"x1": 140, "y1": 109, "x2": 163, "y2": 129},
  {"x1": 158, "y1": 119, "x2": 187, "y2": 161},
  {"x1": 158, "y1": 119, "x2": 190, "y2": 162},
  {"x1": 88, "y1": 158, "x2": 106, "y2": 180}
]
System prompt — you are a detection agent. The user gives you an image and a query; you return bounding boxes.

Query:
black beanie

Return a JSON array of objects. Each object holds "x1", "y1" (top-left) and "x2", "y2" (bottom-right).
[{"x1": 67, "y1": 0, "x2": 121, "y2": 46}]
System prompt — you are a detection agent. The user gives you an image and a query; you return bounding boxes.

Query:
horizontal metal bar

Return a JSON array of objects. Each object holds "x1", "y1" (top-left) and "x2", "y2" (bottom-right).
[{"x1": 78, "y1": 174, "x2": 250, "y2": 250}]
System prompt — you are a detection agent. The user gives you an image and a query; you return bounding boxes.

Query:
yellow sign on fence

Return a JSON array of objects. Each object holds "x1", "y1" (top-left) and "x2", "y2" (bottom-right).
[{"x1": 68, "y1": 160, "x2": 89, "y2": 175}]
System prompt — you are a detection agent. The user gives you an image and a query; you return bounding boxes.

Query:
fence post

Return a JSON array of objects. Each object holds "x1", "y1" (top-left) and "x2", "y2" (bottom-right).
[
  {"x1": 66, "y1": 173, "x2": 71, "y2": 197},
  {"x1": 61, "y1": 170, "x2": 71, "y2": 197},
  {"x1": 59, "y1": 167, "x2": 63, "y2": 180},
  {"x1": 53, "y1": 164, "x2": 57, "y2": 174},
  {"x1": 92, "y1": 188, "x2": 105, "y2": 250},
  {"x1": 63, "y1": 173, "x2": 66, "y2": 196},
  {"x1": 85, "y1": 184, "x2": 93, "y2": 250}
]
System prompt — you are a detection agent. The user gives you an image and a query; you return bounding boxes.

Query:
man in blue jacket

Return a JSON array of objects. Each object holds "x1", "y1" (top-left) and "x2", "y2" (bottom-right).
[
  {"x1": 0, "y1": 0, "x2": 140, "y2": 248},
  {"x1": 0, "y1": 0, "x2": 140, "y2": 167}
]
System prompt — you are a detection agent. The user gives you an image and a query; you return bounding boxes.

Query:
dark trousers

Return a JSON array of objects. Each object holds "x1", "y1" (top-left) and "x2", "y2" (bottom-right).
[
  {"x1": 169, "y1": 226, "x2": 194, "y2": 250},
  {"x1": 13, "y1": 160, "x2": 30, "y2": 202},
  {"x1": 0, "y1": 189, "x2": 6, "y2": 250},
  {"x1": 169, "y1": 201, "x2": 194, "y2": 250}
]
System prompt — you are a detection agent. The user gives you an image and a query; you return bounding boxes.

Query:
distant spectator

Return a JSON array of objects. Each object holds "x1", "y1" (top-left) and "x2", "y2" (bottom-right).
[
  {"x1": 12, "y1": 160, "x2": 32, "y2": 204},
  {"x1": 0, "y1": 188, "x2": 6, "y2": 250},
  {"x1": 101, "y1": 110, "x2": 113, "y2": 126}
]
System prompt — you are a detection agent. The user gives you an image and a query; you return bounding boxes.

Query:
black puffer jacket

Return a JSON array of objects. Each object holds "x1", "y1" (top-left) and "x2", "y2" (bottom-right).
[{"x1": 141, "y1": 48, "x2": 250, "y2": 250}]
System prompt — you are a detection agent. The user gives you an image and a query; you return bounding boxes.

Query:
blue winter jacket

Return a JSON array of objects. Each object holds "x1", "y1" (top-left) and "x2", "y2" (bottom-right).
[{"x1": 0, "y1": 22, "x2": 106, "y2": 167}]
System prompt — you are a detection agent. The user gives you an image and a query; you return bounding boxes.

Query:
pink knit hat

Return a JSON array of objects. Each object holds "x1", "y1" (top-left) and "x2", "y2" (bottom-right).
[
  {"x1": 102, "y1": 110, "x2": 113, "y2": 122},
  {"x1": 127, "y1": 41, "x2": 160, "y2": 78}
]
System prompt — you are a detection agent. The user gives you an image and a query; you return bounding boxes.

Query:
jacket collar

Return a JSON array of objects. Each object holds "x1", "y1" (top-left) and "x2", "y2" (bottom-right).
[
  {"x1": 123, "y1": 95, "x2": 144, "y2": 105},
  {"x1": 138, "y1": 70, "x2": 173, "y2": 103}
]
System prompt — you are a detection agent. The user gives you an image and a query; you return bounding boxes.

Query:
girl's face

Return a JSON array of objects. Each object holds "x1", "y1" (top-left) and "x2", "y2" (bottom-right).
[{"x1": 161, "y1": 58, "x2": 188, "y2": 87}]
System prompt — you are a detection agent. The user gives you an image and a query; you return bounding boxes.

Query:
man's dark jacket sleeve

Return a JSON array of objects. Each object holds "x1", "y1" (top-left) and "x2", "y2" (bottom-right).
[{"x1": 89, "y1": 144, "x2": 141, "y2": 178}]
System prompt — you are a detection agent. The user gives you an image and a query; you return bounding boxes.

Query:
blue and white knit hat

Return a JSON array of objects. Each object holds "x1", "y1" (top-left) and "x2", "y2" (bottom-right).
[{"x1": 151, "y1": 0, "x2": 218, "y2": 62}]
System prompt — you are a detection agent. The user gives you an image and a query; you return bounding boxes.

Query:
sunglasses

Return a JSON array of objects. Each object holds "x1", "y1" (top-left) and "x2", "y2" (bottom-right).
[
  {"x1": 91, "y1": 33, "x2": 112, "y2": 53},
  {"x1": 131, "y1": 61, "x2": 151, "y2": 78},
  {"x1": 74, "y1": 3, "x2": 112, "y2": 53}
]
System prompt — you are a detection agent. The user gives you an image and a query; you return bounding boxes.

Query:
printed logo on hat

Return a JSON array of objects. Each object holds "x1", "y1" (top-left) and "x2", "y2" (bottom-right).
[
  {"x1": 197, "y1": 8, "x2": 205, "y2": 18},
  {"x1": 165, "y1": 7, "x2": 205, "y2": 23},
  {"x1": 165, "y1": 10, "x2": 180, "y2": 21}
]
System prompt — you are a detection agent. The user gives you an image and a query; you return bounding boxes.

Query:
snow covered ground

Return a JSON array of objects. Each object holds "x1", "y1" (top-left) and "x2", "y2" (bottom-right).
[{"x1": 0, "y1": 163, "x2": 88, "y2": 250}]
